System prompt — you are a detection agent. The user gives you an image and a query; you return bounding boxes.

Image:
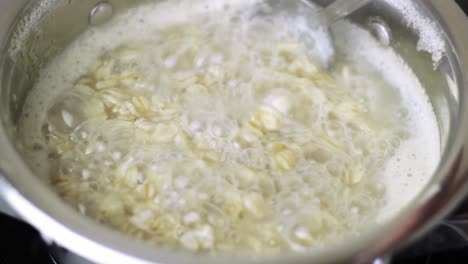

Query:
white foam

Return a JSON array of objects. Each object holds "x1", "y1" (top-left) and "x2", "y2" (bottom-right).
[
  {"x1": 16, "y1": 0, "x2": 266, "y2": 180},
  {"x1": 10, "y1": 0, "x2": 446, "y2": 67},
  {"x1": 15, "y1": 2, "x2": 233, "y2": 123},
  {"x1": 333, "y1": 21, "x2": 440, "y2": 221},
  {"x1": 8, "y1": 0, "x2": 60, "y2": 58},
  {"x1": 385, "y1": 0, "x2": 446, "y2": 65},
  {"x1": 18, "y1": 0, "x2": 440, "y2": 233}
]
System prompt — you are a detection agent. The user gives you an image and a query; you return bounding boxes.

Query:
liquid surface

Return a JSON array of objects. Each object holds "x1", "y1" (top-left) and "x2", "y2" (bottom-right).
[{"x1": 18, "y1": 0, "x2": 440, "y2": 255}]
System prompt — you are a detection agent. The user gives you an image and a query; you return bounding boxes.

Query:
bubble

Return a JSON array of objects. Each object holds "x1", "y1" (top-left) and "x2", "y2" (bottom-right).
[
  {"x1": 96, "y1": 141, "x2": 106, "y2": 152},
  {"x1": 82, "y1": 169, "x2": 91, "y2": 180},
  {"x1": 164, "y1": 56, "x2": 178, "y2": 69},
  {"x1": 46, "y1": 94, "x2": 86, "y2": 135},
  {"x1": 209, "y1": 53, "x2": 224, "y2": 65},
  {"x1": 174, "y1": 175, "x2": 190, "y2": 189},
  {"x1": 183, "y1": 212, "x2": 201, "y2": 226},
  {"x1": 112, "y1": 151, "x2": 122, "y2": 161}
]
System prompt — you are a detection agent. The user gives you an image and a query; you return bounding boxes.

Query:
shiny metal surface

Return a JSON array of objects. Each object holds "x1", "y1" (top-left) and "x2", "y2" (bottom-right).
[
  {"x1": 323, "y1": 0, "x2": 374, "y2": 24},
  {"x1": 89, "y1": 1, "x2": 114, "y2": 26},
  {"x1": 367, "y1": 17, "x2": 392, "y2": 46},
  {"x1": 0, "y1": 1, "x2": 467, "y2": 264},
  {"x1": 0, "y1": 193, "x2": 16, "y2": 218}
]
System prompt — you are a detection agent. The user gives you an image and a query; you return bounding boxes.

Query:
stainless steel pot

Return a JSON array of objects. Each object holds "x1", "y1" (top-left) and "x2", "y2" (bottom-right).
[{"x1": 0, "y1": 0, "x2": 467, "y2": 263}]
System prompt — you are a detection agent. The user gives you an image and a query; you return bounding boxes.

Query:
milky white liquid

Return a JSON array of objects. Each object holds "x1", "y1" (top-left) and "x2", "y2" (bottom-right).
[
  {"x1": 17, "y1": 0, "x2": 440, "y2": 254},
  {"x1": 333, "y1": 21, "x2": 441, "y2": 220}
]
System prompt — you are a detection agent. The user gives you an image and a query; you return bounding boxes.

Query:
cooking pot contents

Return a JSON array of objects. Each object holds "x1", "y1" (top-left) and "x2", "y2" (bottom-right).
[{"x1": 18, "y1": 0, "x2": 440, "y2": 256}]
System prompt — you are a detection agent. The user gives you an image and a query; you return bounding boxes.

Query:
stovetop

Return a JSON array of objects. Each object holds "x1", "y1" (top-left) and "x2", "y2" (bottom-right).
[{"x1": 1, "y1": 1, "x2": 467, "y2": 263}]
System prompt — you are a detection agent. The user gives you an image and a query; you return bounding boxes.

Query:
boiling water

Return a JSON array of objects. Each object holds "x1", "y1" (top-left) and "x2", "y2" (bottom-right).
[{"x1": 18, "y1": 0, "x2": 440, "y2": 255}]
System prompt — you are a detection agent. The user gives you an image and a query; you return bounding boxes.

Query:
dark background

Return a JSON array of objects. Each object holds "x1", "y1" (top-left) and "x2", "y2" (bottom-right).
[{"x1": 458, "y1": 0, "x2": 468, "y2": 12}]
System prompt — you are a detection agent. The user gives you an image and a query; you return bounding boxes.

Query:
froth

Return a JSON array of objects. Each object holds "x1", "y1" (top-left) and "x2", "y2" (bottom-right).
[
  {"x1": 19, "y1": 0, "x2": 440, "y2": 227},
  {"x1": 384, "y1": 0, "x2": 445, "y2": 66},
  {"x1": 17, "y1": 0, "x2": 271, "y2": 182},
  {"x1": 333, "y1": 21, "x2": 440, "y2": 221},
  {"x1": 9, "y1": 0, "x2": 60, "y2": 58}
]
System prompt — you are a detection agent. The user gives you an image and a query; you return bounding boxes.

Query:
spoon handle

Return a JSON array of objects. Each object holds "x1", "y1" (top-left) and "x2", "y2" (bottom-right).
[{"x1": 324, "y1": 0, "x2": 374, "y2": 24}]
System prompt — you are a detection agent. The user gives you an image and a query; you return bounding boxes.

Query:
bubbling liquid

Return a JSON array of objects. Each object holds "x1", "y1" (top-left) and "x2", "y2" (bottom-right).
[{"x1": 18, "y1": 0, "x2": 440, "y2": 256}]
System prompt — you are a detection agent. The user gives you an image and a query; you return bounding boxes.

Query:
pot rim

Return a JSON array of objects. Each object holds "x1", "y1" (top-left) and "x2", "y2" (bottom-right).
[{"x1": 0, "y1": 1, "x2": 467, "y2": 264}]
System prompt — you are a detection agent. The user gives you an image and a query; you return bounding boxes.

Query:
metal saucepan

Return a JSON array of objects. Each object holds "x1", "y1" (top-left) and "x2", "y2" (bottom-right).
[{"x1": 0, "y1": 0, "x2": 467, "y2": 263}]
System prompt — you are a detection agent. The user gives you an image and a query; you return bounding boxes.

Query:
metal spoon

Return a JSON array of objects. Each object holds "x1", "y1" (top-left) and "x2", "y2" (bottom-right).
[
  {"x1": 300, "y1": 0, "x2": 374, "y2": 67},
  {"x1": 320, "y1": 0, "x2": 374, "y2": 25}
]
